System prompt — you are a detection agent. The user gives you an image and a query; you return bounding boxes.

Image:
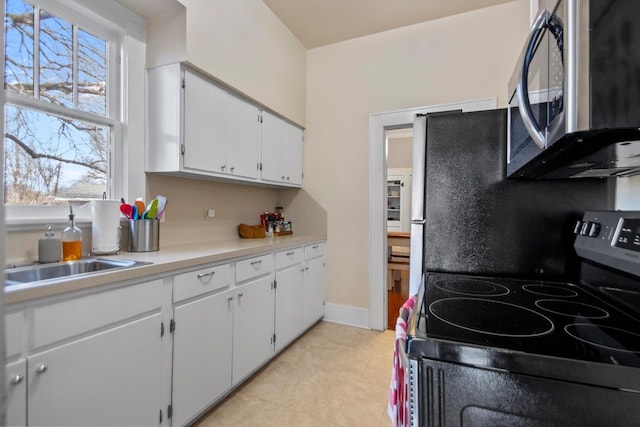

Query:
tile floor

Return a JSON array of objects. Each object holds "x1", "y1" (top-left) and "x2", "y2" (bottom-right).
[{"x1": 193, "y1": 321, "x2": 396, "y2": 427}]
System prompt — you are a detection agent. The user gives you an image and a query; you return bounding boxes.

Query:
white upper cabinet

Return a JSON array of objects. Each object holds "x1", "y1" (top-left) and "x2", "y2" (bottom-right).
[
  {"x1": 147, "y1": 62, "x2": 302, "y2": 187},
  {"x1": 261, "y1": 110, "x2": 303, "y2": 186},
  {"x1": 227, "y1": 93, "x2": 261, "y2": 180},
  {"x1": 183, "y1": 69, "x2": 228, "y2": 174}
]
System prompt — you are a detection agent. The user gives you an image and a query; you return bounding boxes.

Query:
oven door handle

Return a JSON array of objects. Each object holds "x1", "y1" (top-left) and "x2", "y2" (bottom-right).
[{"x1": 516, "y1": 8, "x2": 550, "y2": 150}]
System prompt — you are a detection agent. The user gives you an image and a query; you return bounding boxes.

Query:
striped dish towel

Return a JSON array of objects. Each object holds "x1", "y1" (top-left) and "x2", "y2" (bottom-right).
[{"x1": 388, "y1": 294, "x2": 417, "y2": 427}]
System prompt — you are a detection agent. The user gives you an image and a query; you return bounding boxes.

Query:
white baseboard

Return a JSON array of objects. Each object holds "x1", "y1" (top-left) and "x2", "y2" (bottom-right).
[{"x1": 323, "y1": 303, "x2": 370, "y2": 329}]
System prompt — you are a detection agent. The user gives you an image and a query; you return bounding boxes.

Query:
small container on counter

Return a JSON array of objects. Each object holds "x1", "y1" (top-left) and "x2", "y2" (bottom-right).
[
  {"x1": 62, "y1": 206, "x2": 83, "y2": 261},
  {"x1": 38, "y1": 225, "x2": 61, "y2": 263},
  {"x1": 128, "y1": 219, "x2": 160, "y2": 252}
]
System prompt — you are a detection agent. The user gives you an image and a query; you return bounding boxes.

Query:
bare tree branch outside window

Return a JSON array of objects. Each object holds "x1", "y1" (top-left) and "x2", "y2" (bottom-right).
[{"x1": 3, "y1": 0, "x2": 110, "y2": 205}]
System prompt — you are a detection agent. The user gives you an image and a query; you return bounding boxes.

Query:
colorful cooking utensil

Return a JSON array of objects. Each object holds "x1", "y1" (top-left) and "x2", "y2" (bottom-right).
[{"x1": 119, "y1": 203, "x2": 133, "y2": 219}]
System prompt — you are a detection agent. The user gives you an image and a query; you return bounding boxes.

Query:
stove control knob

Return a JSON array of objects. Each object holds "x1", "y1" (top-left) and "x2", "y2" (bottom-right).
[
  {"x1": 580, "y1": 221, "x2": 591, "y2": 236},
  {"x1": 588, "y1": 222, "x2": 601, "y2": 238},
  {"x1": 573, "y1": 220, "x2": 583, "y2": 234}
]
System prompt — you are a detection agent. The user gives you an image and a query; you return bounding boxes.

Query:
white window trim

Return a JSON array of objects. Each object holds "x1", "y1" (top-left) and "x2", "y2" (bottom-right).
[{"x1": 3, "y1": 0, "x2": 145, "y2": 230}]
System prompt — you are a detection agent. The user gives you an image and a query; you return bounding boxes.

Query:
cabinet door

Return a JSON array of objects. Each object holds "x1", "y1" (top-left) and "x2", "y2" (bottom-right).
[
  {"x1": 260, "y1": 111, "x2": 285, "y2": 183},
  {"x1": 6, "y1": 358, "x2": 26, "y2": 427},
  {"x1": 304, "y1": 257, "x2": 326, "y2": 329},
  {"x1": 28, "y1": 313, "x2": 162, "y2": 426},
  {"x1": 183, "y1": 69, "x2": 228, "y2": 174},
  {"x1": 285, "y1": 124, "x2": 303, "y2": 185},
  {"x1": 275, "y1": 265, "x2": 304, "y2": 352},
  {"x1": 227, "y1": 94, "x2": 261, "y2": 180},
  {"x1": 387, "y1": 175, "x2": 403, "y2": 231},
  {"x1": 172, "y1": 290, "x2": 233, "y2": 426},
  {"x1": 232, "y1": 275, "x2": 274, "y2": 385}
]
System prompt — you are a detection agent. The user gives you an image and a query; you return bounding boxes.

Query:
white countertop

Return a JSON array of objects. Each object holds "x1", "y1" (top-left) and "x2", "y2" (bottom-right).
[{"x1": 5, "y1": 234, "x2": 326, "y2": 304}]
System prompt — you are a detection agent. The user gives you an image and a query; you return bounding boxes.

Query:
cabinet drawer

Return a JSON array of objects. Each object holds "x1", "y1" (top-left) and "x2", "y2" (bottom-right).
[
  {"x1": 236, "y1": 254, "x2": 273, "y2": 283},
  {"x1": 174, "y1": 263, "x2": 232, "y2": 303},
  {"x1": 305, "y1": 242, "x2": 325, "y2": 260},
  {"x1": 275, "y1": 247, "x2": 303, "y2": 270},
  {"x1": 32, "y1": 279, "x2": 164, "y2": 349}
]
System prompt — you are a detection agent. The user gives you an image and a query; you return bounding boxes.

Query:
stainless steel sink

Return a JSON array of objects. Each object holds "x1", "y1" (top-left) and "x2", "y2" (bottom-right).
[{"x1": 5, "y1": 258, "x2": 151, "y2": 286}]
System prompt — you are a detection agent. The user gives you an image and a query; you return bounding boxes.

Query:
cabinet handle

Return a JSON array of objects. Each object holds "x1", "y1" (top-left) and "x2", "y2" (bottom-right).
[
  {"x1": 36, "y1": 364, "x2": 48, "y2": 374},
  {"x1": 312, "y1": 245, "x2": 319, "y2": 249},
  {"x1": 250, "y1": 260, "x2": 262, "y2": 266},
  {"x1": 230, "y1": 166, "x2": 235, "y2": 173},
  {"x1": 227, "y1": 295, "x2": 233, "y2": 302},
  {"x1": 221, "y1": 165, "x2": 226, "y2": 171},
  {"x1": 286, "y1": 251, "x2": 295, "y2": 256},
  {"x1": 286, "y1": 176, "x2": 290, "y2": 181},
  {"x1": 238, "y1": 292, "x2": 244, "y2": 297},
  {"x1": 10, "y1": 374, "x2": 24, "y2": 385},
  {"x1": 197, "y1": 271, "x2": 215, "y2": 279}
]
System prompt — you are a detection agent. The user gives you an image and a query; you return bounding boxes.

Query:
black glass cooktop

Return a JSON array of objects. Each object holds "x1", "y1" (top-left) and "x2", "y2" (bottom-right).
[{"x1": 413, "y1": 273, "x2": 640, "y2": 369}]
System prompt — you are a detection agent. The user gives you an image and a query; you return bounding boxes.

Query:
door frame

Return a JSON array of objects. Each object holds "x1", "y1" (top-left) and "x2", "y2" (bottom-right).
[{"x1": 368, "y1": 97, "x2": 497, "y2": 331}]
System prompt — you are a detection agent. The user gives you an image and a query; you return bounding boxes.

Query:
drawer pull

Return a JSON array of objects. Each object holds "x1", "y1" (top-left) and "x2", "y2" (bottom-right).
[
  {"x1": 10, "y1": 374, "x2": 24, "y2": 385},
  {"x1": 250, "y1": 260, "x2": 263, "y2": 266},
  {"x1": 312, "y1": 245, "x2": 319, "y2": 249},
  {"x1": 36, "y1": 364, "x2": 48, "y2": 374},
  {"x1": 197, "y1": 271, "x2": 216, "y2": 279},
  {"x1": 227, "y1": 295, "x2": 233, "y2": 302},
  {"x1": 286, "y1": 251, "x2": 295, "y2": 256}
]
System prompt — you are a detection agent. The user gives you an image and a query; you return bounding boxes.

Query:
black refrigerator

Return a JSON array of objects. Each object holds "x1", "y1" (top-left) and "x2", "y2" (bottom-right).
[{"x1": 408, "y1": 108, "x2": 610, "y2": 293}]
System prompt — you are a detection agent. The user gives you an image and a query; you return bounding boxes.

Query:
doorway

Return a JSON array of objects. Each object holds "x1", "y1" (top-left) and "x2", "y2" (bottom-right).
[
  {"x1": 385, "y1": 128, "x2": 413, "y2": 329},
  {"x1": 369, "y1": 97, "x2": 497, "y2": 331}
]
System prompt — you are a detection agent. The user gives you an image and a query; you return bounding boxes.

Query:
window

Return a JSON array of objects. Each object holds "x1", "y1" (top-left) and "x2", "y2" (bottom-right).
[{"x1": 3, "y1": 0, "x2": 119, "y2": 208}]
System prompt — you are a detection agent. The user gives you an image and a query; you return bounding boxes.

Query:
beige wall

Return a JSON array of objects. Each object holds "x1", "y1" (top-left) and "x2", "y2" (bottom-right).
[
  {"x1": 4, "y1": 177, "x2": 326, "y2": 264},
  {"x1": 387, "y1": 137, "x2": 412, "y2": 169},
  {"x1": 304, "y1": 0, "x2": 531, "y2": 309},
  {"x1": 176, "y1": 0, "x2": 307, "y2": 125}
]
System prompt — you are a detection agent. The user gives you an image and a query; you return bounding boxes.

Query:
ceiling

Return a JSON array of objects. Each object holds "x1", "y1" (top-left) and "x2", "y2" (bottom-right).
[
  {"x1": 117, "y1": 0, "x2": 517, "y2": 49},
  {"x1": 262, "y1": 0, "x2": 517, "y2": 49}
]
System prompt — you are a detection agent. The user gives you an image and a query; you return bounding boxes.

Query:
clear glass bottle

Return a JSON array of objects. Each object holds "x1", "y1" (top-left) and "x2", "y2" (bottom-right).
[{"x1": 62, "y1": 206, "x2": 83, "y2": 261}]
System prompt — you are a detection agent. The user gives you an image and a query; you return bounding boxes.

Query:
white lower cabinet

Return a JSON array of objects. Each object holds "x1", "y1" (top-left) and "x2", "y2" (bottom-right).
[
  {"x1": 4, "y1": 241, "x2": 325, "y2": 426},
  {"x1": 232, "y1": 274, "x2": 275, "y2": 385},
  {"x1": 5, "y1": 279, "x2": 168, "y2": 427},
  {"x1": 274, "y1": 248, "x2": 304, "y2": 352},
  {"x1": 172, "y1": 289, "x2": 233, "y2": 427},
  {"x1": 6, "y1": 358, "x2": 27, "y2": 427},
  {"x1": 303, "y1": 255, "x2": 326, "y2": 329},
  {"x1": 28, "y1": 313, "x2": 162, "y2": 426}
]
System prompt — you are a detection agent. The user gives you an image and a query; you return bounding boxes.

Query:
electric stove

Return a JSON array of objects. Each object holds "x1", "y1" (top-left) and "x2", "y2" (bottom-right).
[{"x1": 404, "y1": 211, "x2": 640, "y2": 426}]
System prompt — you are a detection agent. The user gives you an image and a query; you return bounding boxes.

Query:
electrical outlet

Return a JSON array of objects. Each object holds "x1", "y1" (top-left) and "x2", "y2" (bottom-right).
[{"x1": 205, "y1": 208, "x2": 216, "y2": 220}]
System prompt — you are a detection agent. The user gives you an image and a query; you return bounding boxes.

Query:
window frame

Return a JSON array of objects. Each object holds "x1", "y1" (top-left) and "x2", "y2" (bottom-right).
[{"x1": 3, "y1": 0, "x2": 140, "y2": 227}]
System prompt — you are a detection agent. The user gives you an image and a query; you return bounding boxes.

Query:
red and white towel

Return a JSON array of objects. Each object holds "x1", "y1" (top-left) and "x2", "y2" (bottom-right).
[{"x1": 388, "y1": 294, "x2": 417, "y2": 427}]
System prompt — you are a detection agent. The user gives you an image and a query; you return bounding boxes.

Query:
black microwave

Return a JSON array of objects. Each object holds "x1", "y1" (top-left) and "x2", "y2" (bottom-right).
[{"x1": 507, "y1": 0, "x2": 640, "y2": 179}]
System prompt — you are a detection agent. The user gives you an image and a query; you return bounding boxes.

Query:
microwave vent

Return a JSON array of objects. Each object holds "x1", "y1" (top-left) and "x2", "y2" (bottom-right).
[{"x1": 507, "y1": 128, "x2": 640, "y2": 179}]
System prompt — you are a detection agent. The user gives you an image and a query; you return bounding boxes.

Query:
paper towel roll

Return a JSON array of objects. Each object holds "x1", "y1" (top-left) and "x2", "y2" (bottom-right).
[{"x1": 91, "y1": 200, "x2": 121, "y2": 254}]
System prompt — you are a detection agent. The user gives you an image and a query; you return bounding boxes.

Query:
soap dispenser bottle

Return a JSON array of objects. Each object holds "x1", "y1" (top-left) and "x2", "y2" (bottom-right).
[
  {"x1": 62, "y1": 205, "x2": 83, "y2": 261},
  {"x1": 39, "y1": 225, "x2": 61, "y2": 263}
]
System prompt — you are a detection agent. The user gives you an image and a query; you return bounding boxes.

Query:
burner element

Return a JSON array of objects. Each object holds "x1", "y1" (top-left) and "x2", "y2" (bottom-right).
[
  {"x1": 535, "y1": 300, "x2": 609, "y2": 319},
  {"x1": 523, "y1": 284, "x2": 578, "y2": 298},
  {"x1": 434, "y1": 278, "x2": 509, "y2": 296},
  {"x1": 429, "y1": 298, "x2": 554, "y2": 337},
  {"x1": 565, "y1": 324, "x2": 640, "y2": 353}
]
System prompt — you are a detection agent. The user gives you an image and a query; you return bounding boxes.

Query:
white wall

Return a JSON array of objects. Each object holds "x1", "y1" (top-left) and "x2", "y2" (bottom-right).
[
  {"x1": 176, "y1": 0, "x2": 307, "y2": 125},
  {"x1": 304, "y1": 0, "x2": 531, "y2": 310},
  {"x1": 616, "y1": 175, "x2": 640, "y2": 210}
]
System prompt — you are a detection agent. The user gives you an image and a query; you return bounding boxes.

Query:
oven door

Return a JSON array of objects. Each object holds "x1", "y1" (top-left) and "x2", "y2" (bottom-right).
[{"x1": 507, "y1": 1, "x2": 565, "y2": 177}]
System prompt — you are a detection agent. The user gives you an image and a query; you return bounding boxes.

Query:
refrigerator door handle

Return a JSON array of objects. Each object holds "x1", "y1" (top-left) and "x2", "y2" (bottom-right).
[{"x1": 410, "y1": 114, "x2": 427, "y2": 221}]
